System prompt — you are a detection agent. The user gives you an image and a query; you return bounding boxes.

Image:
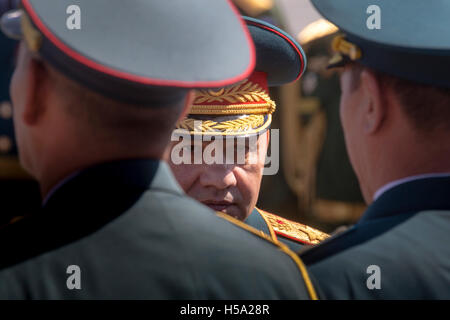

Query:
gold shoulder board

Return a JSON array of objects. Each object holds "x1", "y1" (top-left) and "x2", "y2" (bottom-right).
[{"x1": 257, "y1": 208, "x2": 329, "y2": 245}]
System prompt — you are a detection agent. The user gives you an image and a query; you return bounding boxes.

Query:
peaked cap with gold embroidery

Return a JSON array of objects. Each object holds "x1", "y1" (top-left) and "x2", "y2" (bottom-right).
[{"x1": 175, "y1": 16, "x2": 307, "y2": 137}]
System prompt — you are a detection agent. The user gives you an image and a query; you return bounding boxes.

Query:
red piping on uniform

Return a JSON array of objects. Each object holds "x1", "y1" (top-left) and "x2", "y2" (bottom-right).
[
  {"x1": 246, "y1": 20, "x2": 305, "y2": 83},
  {"x1": 21, "y1": 0, "x2": 256, "y2": 88},
  {"x1": 275, "y1": 231, "x2": 313, "y2": 246}
]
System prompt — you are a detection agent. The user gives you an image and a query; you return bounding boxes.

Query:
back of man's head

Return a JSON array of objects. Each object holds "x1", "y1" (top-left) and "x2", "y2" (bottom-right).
[
  {"x1": 341, "y1": 62, "x2": 450, "y2": 202},
  {"x1": 48, "y1": 61, "x2": 188, "y2": 150},
  {"x1": 347, "y1": 63, "x2": 450, "y2": 136},
  {"x1": 11, "y1": 45, "x2": 191, "y2": 193}
]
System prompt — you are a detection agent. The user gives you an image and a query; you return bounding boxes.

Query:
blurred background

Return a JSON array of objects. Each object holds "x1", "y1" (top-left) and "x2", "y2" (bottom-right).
[{"x1": 233, "y1": 0, "x2": 366, "y2": 233}]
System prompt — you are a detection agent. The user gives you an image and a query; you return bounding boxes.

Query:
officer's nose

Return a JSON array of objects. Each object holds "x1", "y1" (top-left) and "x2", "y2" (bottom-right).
[{"x1": 198, "y1": 164, "x2": 237, "y2": 190}]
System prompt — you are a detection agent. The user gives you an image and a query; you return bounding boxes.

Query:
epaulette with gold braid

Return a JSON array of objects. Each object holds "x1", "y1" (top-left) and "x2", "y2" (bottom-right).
[{"x1": 257, "y1": 208, "x2": 329, "y2": 245}]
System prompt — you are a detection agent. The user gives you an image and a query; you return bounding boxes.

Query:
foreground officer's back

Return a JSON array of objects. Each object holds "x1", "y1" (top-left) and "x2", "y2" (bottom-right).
[
  {"x1": 302, "y1": 178, "x2": 450, "y2": 299},
  {"x1": 0, "y1": 161, "x2": 314, "y2": 299},
  {"x1": 0, "y1": 0, "x2": 316, "y2": 299},
  {"x1": 301, "y1": 0, "x2": 450, "y2": 299}
]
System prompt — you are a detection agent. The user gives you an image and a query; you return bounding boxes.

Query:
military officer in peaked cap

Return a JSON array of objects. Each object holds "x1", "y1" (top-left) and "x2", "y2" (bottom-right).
[
  {"x1": 169, "y1": 17, "x2": 329, "y2": 252},
  {"x1": 299, "y1": 0, "x2": 450, "y2": 299},
  {"x1": 0, "y1": 25, "x2": 40, "y2": 226},
  {"x1": 0, "y1": 0, "x2": 317, "y2": 299}
]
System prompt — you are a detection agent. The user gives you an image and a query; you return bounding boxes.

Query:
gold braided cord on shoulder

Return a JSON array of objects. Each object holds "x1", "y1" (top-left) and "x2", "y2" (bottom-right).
[
  {"x1": 258, "y1": 209, "x2": 330, "y2": 245},
  {"x1": 215, "y1": 211, "x2": 318, "y2": 300},
  {"x1": 192, "y1": 79, "x2": 276, "y2": 115},
  {"x1": 277, "y1": 244, "x2": 319, "y2": 300}
]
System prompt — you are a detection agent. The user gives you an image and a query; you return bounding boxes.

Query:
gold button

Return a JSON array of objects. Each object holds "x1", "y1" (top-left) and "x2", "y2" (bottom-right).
[
  {"x1": 0, "y1": 135, "x2": 13, "y2": 154},
  {"x1": 0, "y1": 101, "x2": 12, "y2": 119}
]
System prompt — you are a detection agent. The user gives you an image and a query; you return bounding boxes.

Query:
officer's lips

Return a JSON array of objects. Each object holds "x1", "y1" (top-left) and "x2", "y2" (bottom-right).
[{"x1": 201, "y1": 200, "x2": 236, "y2": 215}]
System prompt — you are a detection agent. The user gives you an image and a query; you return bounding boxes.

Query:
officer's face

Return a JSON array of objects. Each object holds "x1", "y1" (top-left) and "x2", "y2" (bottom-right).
[{"x1": 168, "y1": 132, "x2": 269, "y2": 220}]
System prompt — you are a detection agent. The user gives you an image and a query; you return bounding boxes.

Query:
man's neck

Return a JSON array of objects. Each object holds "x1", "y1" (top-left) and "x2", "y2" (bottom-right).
[
  {"x1": 364, "y1": 135, "x2": 450, "y2": 204},
  {"x1": 368, "y1": 155, "x2": 450, "y2": 203}
]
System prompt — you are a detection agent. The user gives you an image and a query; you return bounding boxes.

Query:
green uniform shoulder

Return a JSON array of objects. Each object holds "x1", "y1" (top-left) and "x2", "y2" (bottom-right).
[{"x1": 216, "y1": 211, "x2": 318, "y2": 300}]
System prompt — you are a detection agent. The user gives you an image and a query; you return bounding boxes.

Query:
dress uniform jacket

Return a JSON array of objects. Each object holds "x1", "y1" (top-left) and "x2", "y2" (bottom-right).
[
  {"x1": 300, "y1": 176, "x2": 450, "y2": 299},
  {"x1": 0, "y1": 159, "x2": 316, "y2": 299}
]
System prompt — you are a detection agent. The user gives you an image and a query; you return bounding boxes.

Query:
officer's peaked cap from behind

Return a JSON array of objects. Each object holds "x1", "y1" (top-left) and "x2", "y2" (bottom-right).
[
  {"x1": 311, "y1": 0, "x2": 450, "y2": 89},
  {"x1": 0, "y1": 0, "x2": 256, "y2": 104}
]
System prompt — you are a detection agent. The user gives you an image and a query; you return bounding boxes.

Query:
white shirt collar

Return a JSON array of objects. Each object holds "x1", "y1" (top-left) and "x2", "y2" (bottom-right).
[{"x1": 373, "y1": 172, "x2": 450, "y2": 201}]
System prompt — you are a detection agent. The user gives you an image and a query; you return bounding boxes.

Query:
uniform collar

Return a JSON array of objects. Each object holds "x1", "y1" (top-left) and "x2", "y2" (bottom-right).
[
  {"x1": 43, "y1": 159, "x2": 183, "y2": 210},
  {"x1": 359, "y1": 176, "x2": 450, "y2": 224},
  {"x1": 373, "y1": 172, "x2": 450, "y2": 201},
  {"x1": 245, "y1": 207, "x2": 272, "y2": 236}
]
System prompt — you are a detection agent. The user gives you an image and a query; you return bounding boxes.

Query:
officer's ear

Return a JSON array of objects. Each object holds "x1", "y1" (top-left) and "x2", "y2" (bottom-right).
[
  {"x1": 177, "y1": 90, "x2": 196, "y2": 123},
  {"x1": 360, "y1": 68, "x2": 385, "y2": 134},
  {"x1": 17, "y1": 44, "x2": 49, "y2": 126}
]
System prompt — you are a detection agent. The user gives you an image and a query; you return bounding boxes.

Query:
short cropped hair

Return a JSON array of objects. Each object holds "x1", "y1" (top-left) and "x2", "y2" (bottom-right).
[
  {"x1": 47, "y1": 63, "x2": 187, "y2": 144},
  {"x1": 347, "y1": 63, "x2": 450, "y2": 133}
]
